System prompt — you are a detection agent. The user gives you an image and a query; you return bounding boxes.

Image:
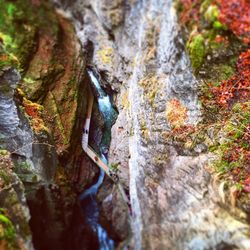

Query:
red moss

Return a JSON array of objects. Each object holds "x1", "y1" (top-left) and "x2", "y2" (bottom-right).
[
  {"x1": 178, "y1": 0, "x2": 250, "y2": 194},
  {"x1": 225, "y1": 145, "x2": 250, "y2": 192},
  {"x1": 217, "y1": 0, "x2": 250, "y2": 43},
  {"x1": 214, "y1": 35, "x2": 229, "y2": 45},
  {"x1": 243, "y1": 124, "x2": 250, "y2": 143},
  {"x1": 178, "y1": 0, "x2": 201, "y2": 26},
  {"x1": 24, "y1": 104, "x2": 39, "y2": 118}
]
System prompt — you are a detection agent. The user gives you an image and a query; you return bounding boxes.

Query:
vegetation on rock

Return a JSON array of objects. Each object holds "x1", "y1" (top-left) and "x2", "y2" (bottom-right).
[
  {"x1": 166, "y1": 99, "x2": 188, "y2": 129},
  {"x1": 0, "y1": 209, "x2": 16, "y2": 250},
  {"x1": 97, "y1": 47, "x2": 114, "y2": 65},
  {"x1": 0, "y1": 0, "x2": 88, "y2": 248},
  {"x1": 187, "y1": 33, "x2": 205, "y2": 72},
  {"x1": 21, "y1": 94, "x2": 49, "y2": 134},
  {"x1": 0, "y1": 152, "x2": 31, "y2": 250},
  {"x1": 0, "y1": 0, "x2": 87, "y2": 154},
  {"x1": 0, "y1": 0, "x2": 58, "y2": 71},
  {"x1": 176, "y1": 0, "x2": 250, "y2": 197}
]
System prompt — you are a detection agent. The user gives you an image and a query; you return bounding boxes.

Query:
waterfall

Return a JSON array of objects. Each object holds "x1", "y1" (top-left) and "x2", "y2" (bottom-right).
[{"x1": 79, "y1": 69, "x2": 117, "y2": 250}]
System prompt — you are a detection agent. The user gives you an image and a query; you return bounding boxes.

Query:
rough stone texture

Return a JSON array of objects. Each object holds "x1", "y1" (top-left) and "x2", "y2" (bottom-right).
[
  {"x1": 21, "y1": 13, "x2": 87, "y2": 155},
  {"x1": 109, "y1": 105, "x2": 130, "y2": 189},
  {"x1": 0, "y1": 68, "x2": 20, "y2": 138},
  {"x1": 56, "y1": 0, "x2": 250, "y2": 249}
]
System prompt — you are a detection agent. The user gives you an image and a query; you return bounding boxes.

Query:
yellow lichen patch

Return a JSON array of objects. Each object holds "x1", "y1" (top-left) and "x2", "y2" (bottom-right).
[
  {"x1": 142, "y1": 19, "x2": 160, "y2": 63},
  {"x1": 166, "y1": 99, "x2": 188, "y2": 128},
  {"x1": 22, "y1": 98, "x2": 49, "y2": 133},
  {"x1": 153, "y1": 154, "x2": 168, "y2": 167},
  {"x1": 139, "y1": 117, "x2": 150, "y2": 141},
  {"x1": 139, "y1": 74, "x2": 164, "y2": 107},
  {"x1": 16, "y1": 88, "x2": 25, "y2": 97},
  {"x1": 97, "y1": 46, "x2": 114, "y2": 65},
  {"x1": 121, "y1": 91, "x2": 130, "y2": 110}
]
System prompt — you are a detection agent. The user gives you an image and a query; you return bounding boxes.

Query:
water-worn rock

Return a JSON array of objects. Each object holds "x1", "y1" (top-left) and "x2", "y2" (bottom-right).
[
  {"x1": 101, "y1": 188, "x2": 130, "y2": 242},
  {"x1": 57, "y1": 0, "x2": 250, "y2": 249}
]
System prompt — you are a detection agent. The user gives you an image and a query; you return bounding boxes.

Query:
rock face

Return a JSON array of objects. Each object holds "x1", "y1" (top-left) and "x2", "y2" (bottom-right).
[
  {"x1": 0, "y1": 1, "x2": 97, "y2": 249},
  {"x1": 0, "y1": 68, "x2": 20, "y2": 138},
  {"x1": 56, "y1": 0, "x2": 250, "y2": 249}
]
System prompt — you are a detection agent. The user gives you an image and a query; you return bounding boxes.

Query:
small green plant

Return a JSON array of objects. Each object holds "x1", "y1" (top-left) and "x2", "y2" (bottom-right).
[
  {"x1": 23, "y1": 77, "x2": 35, "y2": 84},
  {"x1": 0, "y1": 210, "x2": 16, "y2": 244},
  {"x1": 110, "y1": 162, "x2": 119, "y2": 172},
  {"x1": 16, "y1": 161, "x2": 32, "y2": 172}
]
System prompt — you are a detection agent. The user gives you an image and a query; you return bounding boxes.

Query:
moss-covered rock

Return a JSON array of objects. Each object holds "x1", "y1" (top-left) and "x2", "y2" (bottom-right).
[
  {"x1": 0, "y1": 154, "x2": 32, "y2": 250},
  {"x1": 0, "y1": 211, "x2": 16, "y2": 249},
  {"x1": 176, "y1": 0, "x2": 250, "y2": 204},
  {"x1": 0, "y1": 1, "x2": 90, "y2": 248},
  {"x1": 0, "y1": 0, "x2": 59, "y2": 72},
  {"x1": 187, "y1": 34, "x2": 206, "y2": 72},
  {"x1": 0, "y1": 0, "x2": 87, "y2": 154}
]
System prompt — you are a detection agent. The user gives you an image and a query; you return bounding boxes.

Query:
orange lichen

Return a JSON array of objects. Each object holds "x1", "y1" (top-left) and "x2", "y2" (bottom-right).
[
  {"x1": 166, "y1": 99, "x2": 188, "y2": 128},
  {"x1": 22, "y1": 98, "x2": 48, "y2": 133}
]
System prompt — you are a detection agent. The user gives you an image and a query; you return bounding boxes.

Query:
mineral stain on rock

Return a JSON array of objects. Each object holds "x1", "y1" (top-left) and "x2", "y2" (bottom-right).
[{"x1": 0, "y1": 0, "x2": 249, "y2": 249}]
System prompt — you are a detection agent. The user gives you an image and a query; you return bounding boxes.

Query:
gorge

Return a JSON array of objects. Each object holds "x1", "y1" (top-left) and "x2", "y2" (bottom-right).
[{"x1": 0, "y1": 0, "x2": 249, "y2": 250}]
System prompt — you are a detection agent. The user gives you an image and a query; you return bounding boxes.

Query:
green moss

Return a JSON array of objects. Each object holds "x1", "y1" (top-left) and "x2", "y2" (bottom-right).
[
  {"x1": 23, "y1": 77, "x2": 36, "y2": 85},
  {"x1": 110, "y1": 162, "x2": 119, "y2": 171},
  {"x1": 0, "y1": 149, "x2": 8, "y2": 156},
  {"x1": 220, "y1": 65, "x2": 234, "y2": 79},
  {"x1": 0, "y1": 0, "x2": 59, "y2": 72},
  {"x1": 0, "y1": 170, "x2": 11, "y2": 185},
  {"x1": 214, "y1": 64, "x2": 235, "y2": 81},
  {"x1": 213, "y1": 20, "x2": 225, "y2": 30},
  {"x1": 0, "y1": 211, "x2": 16, "y2": 243},
  {"x1": 212, "y1": 102, "x2": 250, "y2": 188},
  {"x1": 0, "y1": 0, "x2": 36, "y2": 70},
  {"x1": 187, "y1": 34, "x2": 206, "y2": 71},
  {"x1": 15, "y1": 161, "x2": 32, "y2": 173}
]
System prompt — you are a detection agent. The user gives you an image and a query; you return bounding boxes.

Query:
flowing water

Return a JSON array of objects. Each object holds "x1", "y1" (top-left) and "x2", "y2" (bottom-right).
[{"x1": 79, "y1": 69, "x2": 117, "y2": 250}]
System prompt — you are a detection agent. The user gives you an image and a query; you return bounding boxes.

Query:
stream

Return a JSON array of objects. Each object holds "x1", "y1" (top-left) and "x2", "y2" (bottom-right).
[{"x1": 78, "y1": 69, "x2": 117, "y2": 250}]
